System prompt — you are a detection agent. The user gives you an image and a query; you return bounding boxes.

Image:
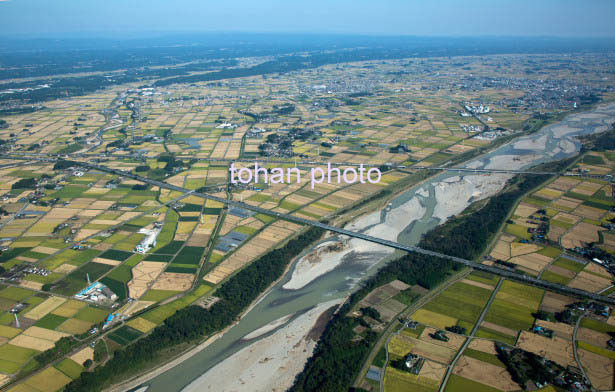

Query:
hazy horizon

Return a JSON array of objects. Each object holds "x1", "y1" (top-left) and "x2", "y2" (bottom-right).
[{"x1": 0, "y1": 0, "x2": 614, "y2": 38}]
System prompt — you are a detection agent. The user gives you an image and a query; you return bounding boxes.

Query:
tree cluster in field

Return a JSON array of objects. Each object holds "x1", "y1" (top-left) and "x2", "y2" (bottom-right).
[
  {"x1": 496, "y1": 346, "x2": 586, "y2": 390},
  {"x1": 63, "y1": 226, "x2": 324, "y2": 392},
  {"x1": 11, "y1": 177, "x2": 37, "y2": 190},
  {"x1": 53, "y1": 160, "x2": 78, "y2": 170}
]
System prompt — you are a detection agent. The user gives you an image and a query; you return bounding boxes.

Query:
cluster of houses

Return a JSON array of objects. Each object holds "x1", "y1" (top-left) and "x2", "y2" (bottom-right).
[{"x1": 0, "y1": 263, "x2": 51, "y2": 283}]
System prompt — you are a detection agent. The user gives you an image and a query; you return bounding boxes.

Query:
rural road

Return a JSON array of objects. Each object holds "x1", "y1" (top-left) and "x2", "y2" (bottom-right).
[
  {"x1": 364, "y1": 270, "x2": 471, "y2": 392},
  {"x1": 438, "y1": 278, "x2": 503, "y2": 392}
]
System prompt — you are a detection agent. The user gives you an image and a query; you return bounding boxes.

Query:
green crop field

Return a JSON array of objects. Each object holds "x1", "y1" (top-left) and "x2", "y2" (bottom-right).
[
  {"x1": 465, "y1": 271, "x2": 499, "y2": 287},
  {"x1": 505, "y1": 223, "x2": 531, "y2": 239},
  {"x1": 423, "y1": 282, "x2": 491, "y2": 327},
  {"x1": 0, "y1": 286, "x2": 33, "y2": 301},
  {"x1": 445, "y1": 374, "x2": 501, "y2": 392},
  {"x1": 55, "y1": 358, "x2": 85, "y2": 379},
  {"x1": 154, "y1": 240, "x2": 183, "y2": 255},
  {"x1": 483, "y1": 298, "x2": 535, "y2": 331},
  {"x1": 100, "y1": 277, "x2": 127, "y2": 300},
  {"x1": 172, "y1": 246, "x2": 205, "y2": 265},
  {"x1": 475, "y1": 327, "x2": 517, "y2": 345},
  {"x1": 0, "y1": 344, "x2": 38, "y2": 373},
  {"x1": 108, "y1": 325, "x2": 142, "y2": 345},
  {"x1": 462, "y1": 348, "x2": 506, "y2": 368},
  {"x1": 385, "y1": 366, "x2": 439, "y2": 392},
  {"x1": 141, "y1": 304, "x2": 178, "y2": 325},
  {"x1": 144, "y1": 253, "x2": 173, "y2": 262},
  {"x1": 552, "y1": 257, "x2": 586, "y2": 273},
  {"x1": 99, "y1": 249, "x2": 133, "y2": 261},
  {"x1": 140, "y1": 289, "x2": 180, "y2": 302},
  {"x1": 540, "y1": 270, "x2": 572, "y2": 285},
  {"x1": 536, "y1": 246, "x2": 562, "y2": 258},
  {"x1": 499, "y1": 281, "x2": 543, "y2": 306},
  {"x1": 35, "y1": 313, "x2": 68, "y2": 330},
  {"x1": 73, "y1": 307, "x2": 108, "y2": 323},
  {"x1": 580, "y1": 318, "x2": 615, "y2": 334}
]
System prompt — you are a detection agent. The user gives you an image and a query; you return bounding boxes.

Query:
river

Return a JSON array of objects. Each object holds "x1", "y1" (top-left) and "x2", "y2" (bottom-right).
[{"x1": 139, "y1": 103, "x2": 615, "y2": 392}]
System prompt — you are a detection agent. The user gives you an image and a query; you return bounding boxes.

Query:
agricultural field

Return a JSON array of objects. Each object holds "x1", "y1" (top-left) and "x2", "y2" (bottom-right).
[
  {"x1": 488, "y1": 152, "x2": 614, "y2": 295},
  {"x1": 380, "y1": 268, "x2": 615, "y2": 392},
  {"x1": 0, "y1": 45, "x2": 614, "y2": 392}
]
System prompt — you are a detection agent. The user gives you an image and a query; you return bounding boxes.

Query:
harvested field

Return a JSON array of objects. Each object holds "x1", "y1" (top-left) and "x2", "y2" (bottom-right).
[
  {"x1": 510, "y1": 243, "x2": 540, "y2": 257},
  {"x1": 517, "y1": 330, "x2": 575, "y2": 367},
  {"x1": 127, "y1": 317, "x2": 157, "y2": 333},
  {"x1": 545, "y1": 265, "x2": 576, "y2": 279},
  {"x1": 375, "y1": 299, "x2": 407, "y2": 322},
  {"x1": 152, "y1": 272, "x2": 194, "y2": 291},
  {"x1": 70, "y1": 346, "x2": 94, "y2": 365},
  {"x1": 204, "y1": 221, "x2": 301, "y2": 284},
  {"x1": 534, "y1": 187, "x2": 563, "y2": 200},
  {"x1": 552, "y1": 196, "x2": 582, "y2": 211},
  {"x1": 535, "y1": 320, "x2": 573, "y2": 340},
  {"x1": 452, "y1": 355, "x2": 518, "y2": 391},
  {"x1": 514, "y1": 203, "x2": 538, "y2": 218},
  {"x1": 489, "y1": 240, "x2": 510, "y2": 261},
  {"x1": 10, "y1": 334, "x2": 55, "y2": 351},
  {"x1": 561, "y1": 222, "x2": 605, "y2": 249},
  {"x1": 24, "y1": 296, "x2": 66, "y2": 320},
  {"x1": 420, "y1": 327, "x2": 466, "y2": 351},
  {"x1": 568, "y1": 271, "x2": 611, "y2": 293},
  {"x1": 540, "y1": 292, "x2": 576, "y2": 313},
  {"x1": 467, "y1": 339, "x2": 497, "y2": 355},
  {"x1": 23, "y1": 326, "x2": 69, "y2": 341},
  {"x1": 127, "y1": 261, "x2": 166, "y2": 299},
  {"x1": 549, "y1": 177, "x2": 580, "y2": 192},
  {"x1": 552, "y1": 212, "x2": 580, "y2": 225},
  {"x1": 509, "y1": 252, "x2": 552, "y2": 273},
  {"x1": 577, "y1": 327, "x2": 610, "y2": 348},
  {"x1": 577, "y1": 348, "x2": 613, "y2": 390},
  {"x1": 398, "y1": 334, "x2": 457, "y2": 364},
  {"x1": 460, "y1": 279, "x2": 494, "y2": 290},
  {"x1": 418, "y1": 359, "x2": 447, "y2": 382},
  {"x1": 572, "y1": 204, "x2": 606, "y2": 220},
  {"x1": 19, "y1": 281, "x2": 43, "y2": 291},
  {"x1": 548, "y1": 225, "x2": 567, "y2": 242},
  {"x1": 480, "y1": 321, "x2": 517, "y2": 337},
  {"x1": 584, "y1": 262, "x2": 612, "y2": 278},
  {"x1": 31, "y1": 246, "x2": 59, "y2": 255},
  {"x1": 362, "y1": 283, "x2": 401, "y2": 307},
  {"x1": 92, "y1": 257, "x2": 122, "y2": 266}
]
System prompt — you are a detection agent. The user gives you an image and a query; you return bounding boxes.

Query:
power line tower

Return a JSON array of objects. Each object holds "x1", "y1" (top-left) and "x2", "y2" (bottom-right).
[{"x1": 14, "y1": 313, "x2": 20, "y2": 329}]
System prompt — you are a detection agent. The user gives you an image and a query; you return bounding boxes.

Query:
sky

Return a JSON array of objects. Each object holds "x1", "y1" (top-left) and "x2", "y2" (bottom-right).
[{"x1": 0, "y1": 0, "x2": 614, "y2": 38}]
